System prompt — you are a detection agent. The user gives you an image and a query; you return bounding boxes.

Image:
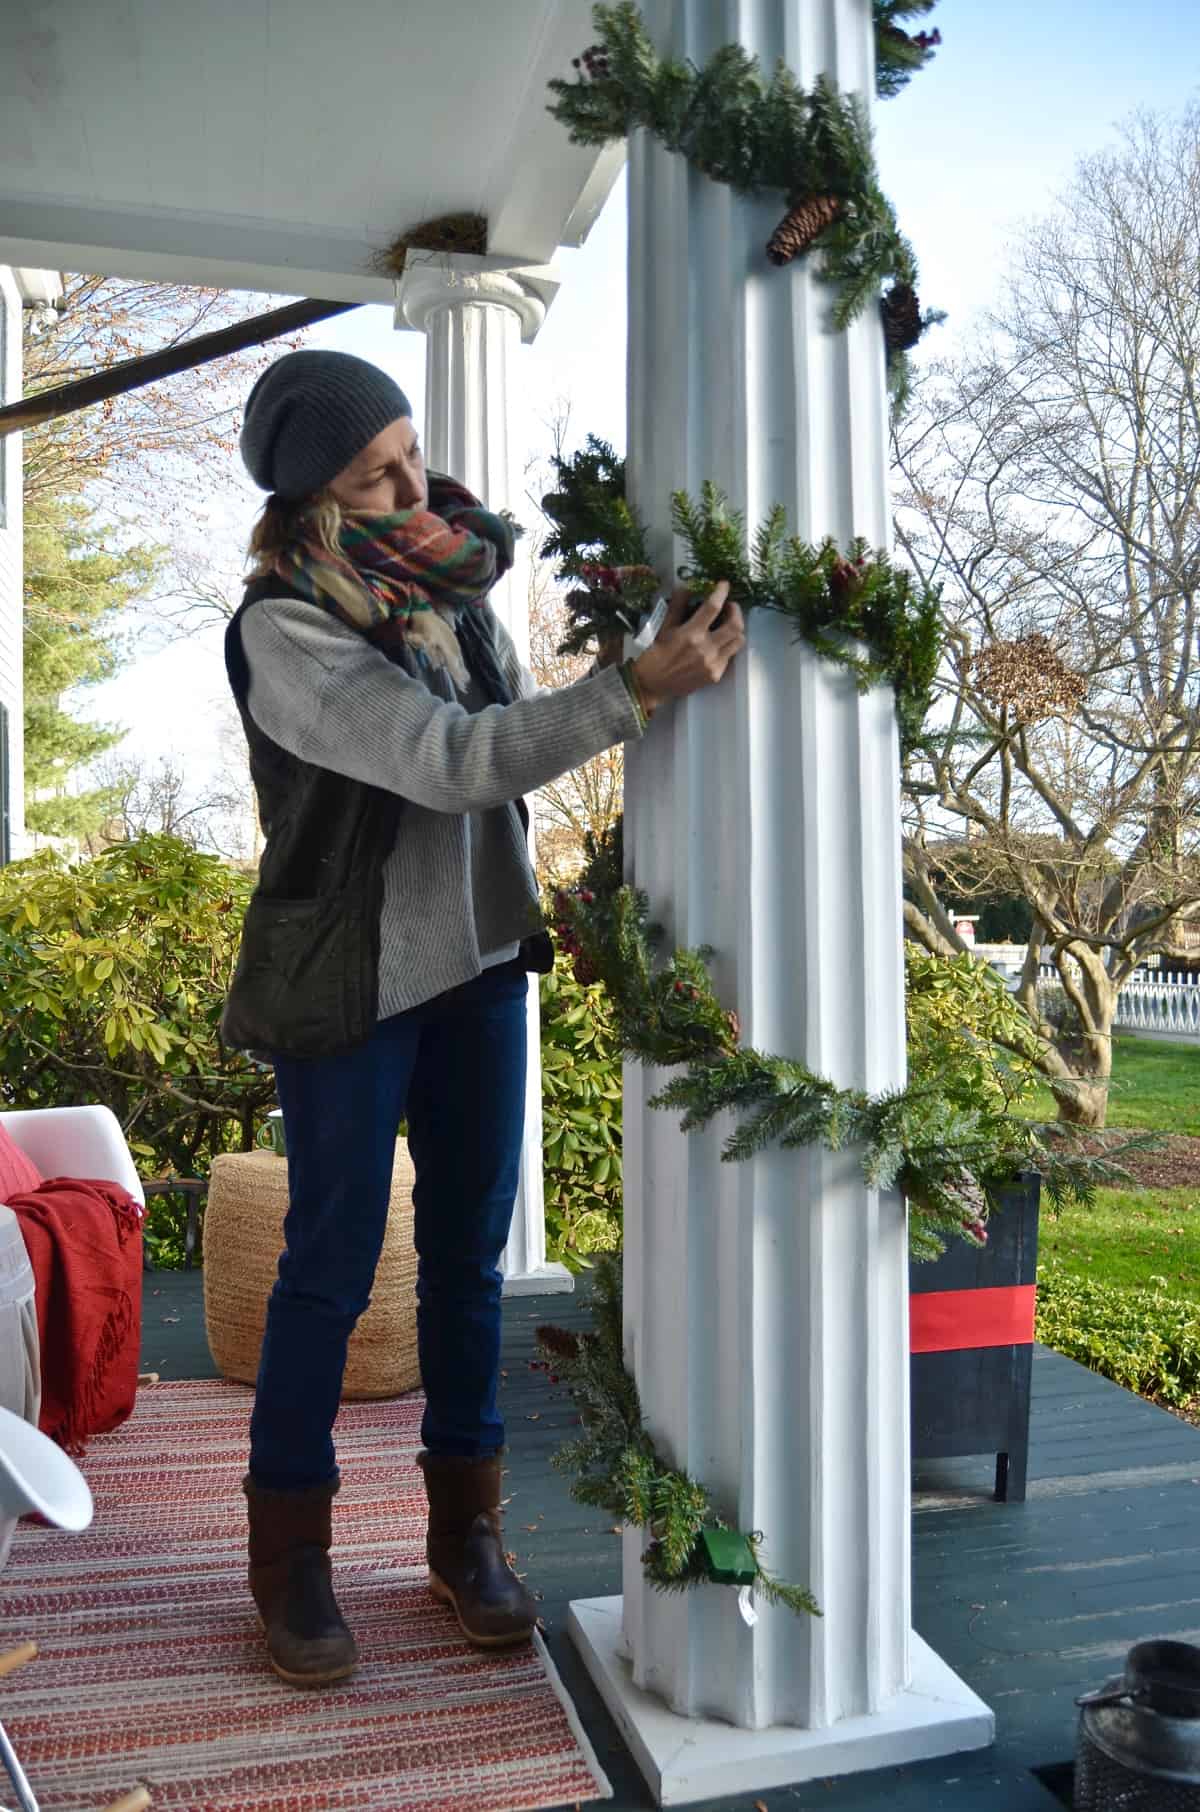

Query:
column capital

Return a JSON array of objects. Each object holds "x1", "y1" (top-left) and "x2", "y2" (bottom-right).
[{"x1": 397, "y1": 264, "x2": 558, "y2": 345}]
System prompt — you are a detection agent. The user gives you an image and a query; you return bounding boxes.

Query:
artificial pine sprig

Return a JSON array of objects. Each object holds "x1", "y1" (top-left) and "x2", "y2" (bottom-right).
[
  {"x1": 537, "y1": 1255, "x2": 820, "y2": 1615},
  {"x1": 873, "y1": 2, "x2": 942, "y2": 99},
  {"x1": 540, "y1": 435, "x2": 659, "y2": 655},
  {"x1": 548, "y1": 4, "x2": 934, "y2": 362},
  {"x1": 540, "y1": 434, "x2": 647, "y2": 572}
]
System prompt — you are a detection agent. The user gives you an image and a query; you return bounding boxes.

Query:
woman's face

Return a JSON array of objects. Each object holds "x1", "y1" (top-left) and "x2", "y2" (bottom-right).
[{"x1": 327, "y1": 416, "x2": 427, "y2": 515}]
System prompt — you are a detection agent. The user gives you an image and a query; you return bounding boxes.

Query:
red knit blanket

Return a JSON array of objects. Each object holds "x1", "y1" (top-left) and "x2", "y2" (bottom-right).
[{"x1": 8, "y1": 1178, "x2": 144, "y2": 1453}]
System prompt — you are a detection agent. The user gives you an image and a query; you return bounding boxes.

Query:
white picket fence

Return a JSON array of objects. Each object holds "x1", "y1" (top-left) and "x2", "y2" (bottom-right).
[{"x1": 1036, "y1": 963, "x2": 1200, "y2": 1038}]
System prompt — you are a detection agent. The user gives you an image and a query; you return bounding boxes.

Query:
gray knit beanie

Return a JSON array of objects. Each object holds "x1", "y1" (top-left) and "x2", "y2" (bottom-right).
[{"x1": 240, "y1": 349, "x2": 412, "y2": 500}]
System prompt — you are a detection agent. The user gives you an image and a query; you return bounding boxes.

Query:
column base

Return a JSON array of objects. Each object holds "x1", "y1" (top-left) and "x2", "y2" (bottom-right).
[
  {"x1": 500, "y1": 1262, "x2": 575, "y2": 1297},
  {"x1": 568, "y1": 1596, "x2": 994, "y2": 1808}
]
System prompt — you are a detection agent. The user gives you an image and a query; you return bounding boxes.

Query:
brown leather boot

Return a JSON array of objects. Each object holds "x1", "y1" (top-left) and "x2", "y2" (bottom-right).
[
  {"x1": 417, "y1": 1451, "x2": 538, "y2": 1647},
  {"x1": 243, "y1": 1475, "x2": 358, "y2": 1688}
]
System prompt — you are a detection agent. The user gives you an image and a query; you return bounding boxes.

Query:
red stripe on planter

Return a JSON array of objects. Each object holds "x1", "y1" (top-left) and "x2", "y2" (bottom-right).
[{"x1": 910, "y1": 1284, "x2": 1037, "y2": 1354}]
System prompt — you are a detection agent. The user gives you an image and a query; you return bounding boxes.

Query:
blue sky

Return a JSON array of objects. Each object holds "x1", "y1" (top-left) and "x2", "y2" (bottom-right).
[{"x1": 94, "y1": 4, "x2": 1200, "y2": 783}]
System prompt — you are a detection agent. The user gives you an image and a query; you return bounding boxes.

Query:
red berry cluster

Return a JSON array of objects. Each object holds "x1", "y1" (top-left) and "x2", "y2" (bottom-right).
[
  {"x1": 829, "y1": 553, "x2": 870, "y2": 598},
  {"x1": 964, "y1": 1217, "x2": 988, "y2": 1245},
  {"x1": 579, "y1": 561, "x2": 622, "y2": 591},
  {"x1": 572, "y1": 43, "x2": 612, "y2": 81},
  {"x1": 913, "y1": 28, "x2": 941, "y2": 49},
  {"x1": 554, "y1": 888, "x2": 599, "y2": 988}
]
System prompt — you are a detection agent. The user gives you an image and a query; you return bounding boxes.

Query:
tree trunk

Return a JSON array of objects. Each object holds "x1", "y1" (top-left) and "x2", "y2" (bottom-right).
[
  {"x1": 1049, "y1": 1075, "x2": 1111, "y2": 1128},
  {"x1": 1041, "y1": 987, "x2": 1115, "y2": 1129},
  {"x1": 907, "y1": 906, "x2": 1120, "y2": 1129}
]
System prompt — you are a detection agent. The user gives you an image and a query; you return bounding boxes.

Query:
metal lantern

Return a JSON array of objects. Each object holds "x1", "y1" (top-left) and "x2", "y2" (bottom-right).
[{"x1": 1075, "y1": 1640, "x2": 1200, "y2": 1810}]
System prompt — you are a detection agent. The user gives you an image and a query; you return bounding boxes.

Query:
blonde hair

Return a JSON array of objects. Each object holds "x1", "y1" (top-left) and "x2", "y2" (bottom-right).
[{"x1": 246, "y1": 490, "x2": 344, "y2": 575}]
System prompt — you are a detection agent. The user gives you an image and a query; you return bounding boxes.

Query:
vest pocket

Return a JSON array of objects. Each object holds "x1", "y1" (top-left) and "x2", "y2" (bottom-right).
[{"x1": 221, "y1": 891, "x2": 370, "y2": 1057}]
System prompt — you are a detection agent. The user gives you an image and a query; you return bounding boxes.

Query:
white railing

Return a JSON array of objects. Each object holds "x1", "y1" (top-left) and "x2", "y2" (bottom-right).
[{"x1": 1036, "y1": 964, "x2": 1200, "y2": 1038}]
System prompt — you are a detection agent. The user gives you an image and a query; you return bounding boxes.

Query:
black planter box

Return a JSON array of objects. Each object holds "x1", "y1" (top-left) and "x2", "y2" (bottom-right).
[{"x1": 909, "y1": 1172, "x2": 1041, "y2": 1502}]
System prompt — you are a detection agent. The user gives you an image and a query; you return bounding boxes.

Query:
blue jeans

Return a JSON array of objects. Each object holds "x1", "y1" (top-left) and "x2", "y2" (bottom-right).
[{"x1": 248, "y1": 961, "x2": 529, "y2": 1490}]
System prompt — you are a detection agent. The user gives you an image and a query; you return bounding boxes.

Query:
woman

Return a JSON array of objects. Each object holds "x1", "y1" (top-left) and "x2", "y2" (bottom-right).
[{"x1": 223, "y1": 348, "x2": 744, "y2": 1688}]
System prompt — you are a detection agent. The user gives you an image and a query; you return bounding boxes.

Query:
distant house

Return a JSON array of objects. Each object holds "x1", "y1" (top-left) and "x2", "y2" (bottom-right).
[{"x1": 0, "y1": 266, "x2": 61, "y2": 864}]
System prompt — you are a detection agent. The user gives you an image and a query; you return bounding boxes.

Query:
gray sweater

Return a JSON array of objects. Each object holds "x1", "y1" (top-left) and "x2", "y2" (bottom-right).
[{"x1": 239, "y1": 598, "x2": 642, "y2": 1015}]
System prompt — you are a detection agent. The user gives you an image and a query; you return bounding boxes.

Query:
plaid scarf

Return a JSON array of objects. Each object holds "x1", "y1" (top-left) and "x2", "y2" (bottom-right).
[{"x1": 274, "y1": 474, "x2": 515, "y2": 688}]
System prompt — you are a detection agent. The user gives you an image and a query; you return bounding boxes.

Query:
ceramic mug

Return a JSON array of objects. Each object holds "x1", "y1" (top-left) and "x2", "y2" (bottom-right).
[{"x1": 256, "y1": 1109, "x2": 286, "y2": 1159}]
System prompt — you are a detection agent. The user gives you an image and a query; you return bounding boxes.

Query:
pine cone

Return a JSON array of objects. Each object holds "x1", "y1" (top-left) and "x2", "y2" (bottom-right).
[
  {"x1": 572, "y1": 953, "x2": 599, "y2": 988},
  {"x1": 881, "y1": 283, "x2": 924, "y2": 356},
  {"x1": 537, "y1": 1324, "x2": 582, "y2": 1361},
  {"x1": 766, "y1": 194, "x2": 843, "y2": 267},
  {"x1": 829, "y1": 557, "x2": 865, "y2": 604}
]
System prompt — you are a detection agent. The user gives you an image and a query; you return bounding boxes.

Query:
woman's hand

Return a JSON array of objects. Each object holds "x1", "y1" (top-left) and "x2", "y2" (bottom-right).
[{"x1": 631, "y1": 582, "x2": 745, "y2": 717}]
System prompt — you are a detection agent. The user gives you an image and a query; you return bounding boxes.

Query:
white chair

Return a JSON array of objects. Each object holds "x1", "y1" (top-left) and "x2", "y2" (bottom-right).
[
  {"x1": 0, "y1": 1108, "x2": 146, "y2": 1440},
  {"x1": 0, "y1": 1403, "x2": 92, "y2": 1545},
  {"x1": 4, "y1": 1107, "x2": 203, "y2": 1273},
  {"x1": 0, "y1": 1108, "x2": 145, "y2": 1211}
]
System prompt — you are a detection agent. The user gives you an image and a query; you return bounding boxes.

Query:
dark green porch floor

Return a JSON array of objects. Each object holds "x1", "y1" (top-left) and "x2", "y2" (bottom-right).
[{"x1": 140, "y1": 1272, "x2": 1200, "y2": 1812}]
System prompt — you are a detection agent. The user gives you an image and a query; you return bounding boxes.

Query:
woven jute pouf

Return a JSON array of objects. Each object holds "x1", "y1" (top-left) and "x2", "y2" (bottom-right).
[{"x1": 203, "y1": 1146, "x2": 420, "y2": 1399}]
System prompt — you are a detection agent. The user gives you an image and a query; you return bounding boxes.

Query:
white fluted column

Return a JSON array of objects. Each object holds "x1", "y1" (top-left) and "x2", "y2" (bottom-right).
[
  {"x1": 400, "y1": 265, "x2": 570, "y2": 1296},
  {"x1": 566, "y1": 3, "x2": 992, "y2": 1801}
]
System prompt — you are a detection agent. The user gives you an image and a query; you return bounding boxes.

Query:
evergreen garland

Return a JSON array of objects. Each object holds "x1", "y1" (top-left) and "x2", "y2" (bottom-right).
[
  {"x1": 553, "y1": 822, "x2": 1144, "y2": 1262},
  {"x1": 873, "y1": 2, "x2": 942, "y2": 99},
  {"x1": 536, "y1": 1255, "x2": 820, "y2": 1616},
  {"x1": 547, "y1": 3, "x2": 944, "y2": 385},
  {"x1": 540, "y1": 436, "x2": 943, "y2": 756}
]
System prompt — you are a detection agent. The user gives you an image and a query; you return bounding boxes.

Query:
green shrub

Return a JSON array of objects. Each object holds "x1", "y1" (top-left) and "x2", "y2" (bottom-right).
[
  {"x1": 539, "y1": 947, "x2": 623, "y2": 1270},
  {"x1": 905, "y1": 945, "x2": 1041, "y2": 1113},
  {"x1": 1036, "y1": 1263, "x2": 1200, "y2": 1407},
  {"x1": 0, "y1": 835, "x2": 274, "y2": 1265}
]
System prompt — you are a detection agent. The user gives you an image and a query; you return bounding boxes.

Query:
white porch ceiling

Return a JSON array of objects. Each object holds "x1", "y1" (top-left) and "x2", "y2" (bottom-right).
[{"x1": 0, "y1": 0, "x2": 623, "y2": 300}]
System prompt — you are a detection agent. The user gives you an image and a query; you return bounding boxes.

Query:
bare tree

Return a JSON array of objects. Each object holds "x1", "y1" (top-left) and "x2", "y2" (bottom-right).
[
  {"x1": 86, "y1": 708, "x2": 260, "y2": 865},
  {"x1": 895, "y1": 107, "x2": 1200, "y2": 1126},
  {"x1": 21, "y1": 275, "x2": 299, "y2": 517},
  {"x1": 528, "y1": 559, "x2": 624, "y2": 882},
  {"x1": 154, "y1": 539, "x2": 245, "y2": 637}
]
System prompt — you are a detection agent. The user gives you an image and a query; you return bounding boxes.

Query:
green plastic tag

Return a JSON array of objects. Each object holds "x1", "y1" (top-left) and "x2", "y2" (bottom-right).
[{"x1": 700, "y1": 1527, "x2": 757, "y2": 1585}]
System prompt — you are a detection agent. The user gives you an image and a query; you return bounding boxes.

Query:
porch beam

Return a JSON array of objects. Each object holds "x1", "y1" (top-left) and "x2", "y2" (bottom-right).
[
  {"x1": 0, "y1": 172, "x2": 614, "y2": 313},
  {"x1": 0, "y1": 297, "x2": 356, "y2": 439},
  {"x1": 0, "y1": 195, "x2": 406, "y2": 308}
]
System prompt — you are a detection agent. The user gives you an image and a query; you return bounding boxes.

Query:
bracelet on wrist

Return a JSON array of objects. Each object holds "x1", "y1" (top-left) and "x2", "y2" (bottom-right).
[{"x1": 620, "y1": 659, "x2": 652, "y2": 729}]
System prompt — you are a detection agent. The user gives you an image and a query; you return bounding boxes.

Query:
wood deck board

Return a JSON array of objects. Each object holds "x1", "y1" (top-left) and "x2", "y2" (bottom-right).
[{"x1": 135, "y1": 1272, "x2": 1200, "y2": 1811}]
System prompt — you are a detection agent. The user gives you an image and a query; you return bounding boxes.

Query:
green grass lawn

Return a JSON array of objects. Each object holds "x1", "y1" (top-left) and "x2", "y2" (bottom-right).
[
  {"x1": 1040, "y1": 1185, "x2": 1200, "y2": 1306},
  {"x1": 1026, "y1": 1034, "x2": 1199, "y2": 1134},
  {"x1": 1026, "y1": 1034, "x2": 1199, "y2": 1300}
]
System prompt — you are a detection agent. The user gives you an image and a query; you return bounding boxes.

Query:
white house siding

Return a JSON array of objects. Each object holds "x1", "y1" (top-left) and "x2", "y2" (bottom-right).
[{"x1": 0, "y1": 267, "x2": 25, "y2": 860}]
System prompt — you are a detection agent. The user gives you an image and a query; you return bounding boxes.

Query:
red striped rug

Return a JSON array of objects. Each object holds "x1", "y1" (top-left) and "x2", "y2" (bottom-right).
[{"x1": 0, "y1": 1381, "x2": 609, "y2": 1812}]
